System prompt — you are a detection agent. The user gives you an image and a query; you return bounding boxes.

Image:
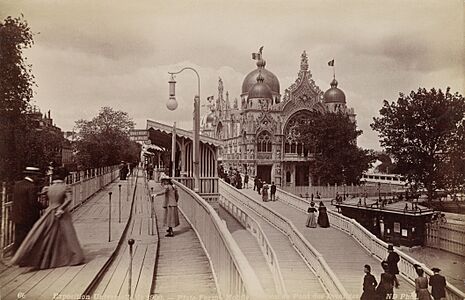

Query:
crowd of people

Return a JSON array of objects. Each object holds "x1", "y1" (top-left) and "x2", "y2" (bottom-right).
[{"x1": 361, "y1": 244, "x2": 446, "y2": 300}]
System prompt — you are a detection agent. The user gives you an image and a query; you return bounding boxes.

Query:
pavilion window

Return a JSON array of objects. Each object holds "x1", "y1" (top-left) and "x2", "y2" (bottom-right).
[
  {"x1": 285, "y1": 142, "x2": 290, "y2": 153},
  {"x1": 291, "y1": 143, "x2": 296, "y2": 153}
]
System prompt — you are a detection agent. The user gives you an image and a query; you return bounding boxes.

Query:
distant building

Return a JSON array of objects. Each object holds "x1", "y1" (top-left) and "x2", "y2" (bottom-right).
[{"x1": 200, "y1": 50, "x2": 356, "y2": 187}]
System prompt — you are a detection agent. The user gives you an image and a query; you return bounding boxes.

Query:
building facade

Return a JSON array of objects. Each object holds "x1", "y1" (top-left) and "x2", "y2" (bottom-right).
[{"x1": 201, "y1": 50, "x2": 356, "y2": 187}]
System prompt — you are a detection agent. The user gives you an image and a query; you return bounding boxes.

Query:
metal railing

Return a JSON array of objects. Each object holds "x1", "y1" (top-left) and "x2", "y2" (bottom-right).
[
  {"x1": 276, "y1": 188, "x2": 465, "y2": 300},
  {"x1": 220, "y1": 180, "x2": 351, "y2": 300},
  {"x1": 218, "y1": 194, "x2": 288, "y2": 297},
  {"x1": 0, "y1": 165, "x2": 120, "y2": 260},
  {"x1": 173, "y1": 180, "x2": 267, "y2": 300}
]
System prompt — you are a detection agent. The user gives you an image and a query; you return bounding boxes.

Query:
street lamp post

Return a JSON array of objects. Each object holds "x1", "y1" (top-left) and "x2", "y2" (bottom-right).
[{"x1": 167, "y1": 67, "x2": 201, "y2": 193}]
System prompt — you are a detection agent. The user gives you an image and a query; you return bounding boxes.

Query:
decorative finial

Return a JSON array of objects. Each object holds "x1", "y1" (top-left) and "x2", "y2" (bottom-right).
[
  {"x1": 300, "y1": 50, "x2": 308, "y2": 71},
  {"x1": 330, "y1": 78, "x2": 338, "y2": 87}
]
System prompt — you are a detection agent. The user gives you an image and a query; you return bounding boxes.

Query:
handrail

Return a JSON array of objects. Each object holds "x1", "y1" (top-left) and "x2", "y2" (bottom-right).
[
  {"x1": 276, "y1": 188, "x2": 465, "y2": 300},
  {"x1": 220, "y1": 180, "x2": 351, "y2": 300},
  {"x1": 173, "y1": 180, "x2": 267, "y2": 300},
  {"x1": 218, "y1": 193, "x2": 288, "y2": 296}
]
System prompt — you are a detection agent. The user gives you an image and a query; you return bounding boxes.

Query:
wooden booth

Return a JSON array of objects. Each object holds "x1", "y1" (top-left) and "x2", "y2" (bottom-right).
[{"x1": 335, "y1": 198, "x2": 435, "y2": 247}]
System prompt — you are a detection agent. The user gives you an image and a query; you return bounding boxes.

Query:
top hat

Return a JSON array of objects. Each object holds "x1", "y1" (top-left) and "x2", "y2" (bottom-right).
[
  {"x1": 387, "y1": 244, "x2": 394, "y2": 250},
  {"x1": 23, "y1": 167, "x2": 41, "y2": 175},
  {"x1": 431, "y1": 267, "x2": 441, "y2": 272}
]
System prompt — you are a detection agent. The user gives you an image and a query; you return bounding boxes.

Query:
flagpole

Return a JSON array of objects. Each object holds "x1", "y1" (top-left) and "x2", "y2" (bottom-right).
[{"x1": 333, "y1": 59, "x2": 336, "y2": 79}]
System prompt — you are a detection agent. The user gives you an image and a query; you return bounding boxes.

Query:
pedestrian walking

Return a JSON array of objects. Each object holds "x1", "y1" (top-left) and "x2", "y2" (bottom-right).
[
  {"x1": 317, "y1": 201, "x2": 330, "y2": 228},
  {"x1": 11, "y1": 167, "x2": 45, "y2": 253},
  {"x1": 305, "y1": 202, "x2": 318, "y2": 228},
  {"x1": 270, "y1": 182, "x2": 276, "y2": 201},
  {"x1": 10, "y1": 167, "x2": 85, "y2": 269},
  {"x1": 257, "y1": 178, "x2": 262, "y2": 195},
  {"x1": 429, "y1": 267, "x2": 446, "y2": 300},
  {"x1": 253, "y1": 176, "x2": 258, "y2": 191},
  {"x1": 386, "y1": 244, "x2": 400, "y2": 288},
  {"x1": 360, "y1": 264, "x2": 377, "y2": 300},
  {"x1": 262, "y1": 182, "x2": 269, "y2": 202},
  {"x1": 154, "y1": 174, "x2": 180, "y2": 237},
  {"x1": 414, "y1": 265, "x2": 431, "y2": 300},
  {"x1": 376, "y1": 261, "x2": 395, "y2": 300},
  {"x1": 244, "y1": 173, "x2": 249, "y2": 188}
]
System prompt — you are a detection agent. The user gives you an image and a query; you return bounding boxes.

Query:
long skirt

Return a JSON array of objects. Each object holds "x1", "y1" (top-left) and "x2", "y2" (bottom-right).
[
  {"x1": 318, "y1": 212, "x2": 330, "y2": 228},
  {"x1": 306, "y1": 213, "x2": 317, "y2": 228},
  {"x1": 10, "y1": 208, "x2": 85, "y2": 269},
  {"x1": 163, "y1": 206, "x2": 180, "y2": 228}
]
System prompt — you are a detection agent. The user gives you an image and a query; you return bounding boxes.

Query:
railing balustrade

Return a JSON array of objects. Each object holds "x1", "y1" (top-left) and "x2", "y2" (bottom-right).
[
  {"x1": 276, "y1": 188, "x2": 465, "y2": 300},
  {"x1": 220, "y1": 180, "x2": 351, "y2": 300},
  {"x1": 0, "y1": 165, "x2": 120, "y2": 260},
  {"x1": 173, "y1": 180, "x2": 266, "y2": 300},
  {"x1": 218, "y1": 194, "x2": 287, "y2": 296}
]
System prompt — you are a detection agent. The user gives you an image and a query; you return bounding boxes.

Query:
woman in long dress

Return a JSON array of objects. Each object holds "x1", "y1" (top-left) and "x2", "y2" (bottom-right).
[
  {"x1": 306, "y1": 202, "x2": 318, "y2": 228},
  {"x1": 155, "y1": 174, "x2": 180, "y2": 237},
  {"x1": 10, "y1": 168, "x2": 85, "y2": 269},
  {"x1": 376, "y1": 261, "x2": 395, "y2": 300},
  {"x1": 317, "y1": 201, "x2": 330, "y2": 228},
  {"x1": 262, "y1": 183, "x2": 269, "y2": 202},
  {"x1": 414, "y1": 265, "x2": 432, "y2": 300}
]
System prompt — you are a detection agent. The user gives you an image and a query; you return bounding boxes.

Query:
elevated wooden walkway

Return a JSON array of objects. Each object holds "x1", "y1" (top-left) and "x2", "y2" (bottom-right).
[
  {"x1": 223, "y1": 189, "x2": 326, "y2": 297},
  {"x1": 241, "y1": 188, "x2": 415, "y2": 297},
  {"x1": 217, "y1": 206, "x2": 277, "y2": 295},
  {"x1": 0, "y1": 177, "x2": 136, "y2": 300},
  {"x1": 149, "y1": 181, "x2": 218, "y2": 299}
]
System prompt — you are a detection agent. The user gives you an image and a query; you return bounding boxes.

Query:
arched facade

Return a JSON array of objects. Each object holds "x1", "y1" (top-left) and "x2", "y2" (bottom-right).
[{"x1": 200, "y1": 50, "x2": 356, "y2": 187}]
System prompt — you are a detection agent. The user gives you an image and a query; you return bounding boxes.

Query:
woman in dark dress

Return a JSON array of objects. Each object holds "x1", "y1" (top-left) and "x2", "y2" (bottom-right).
[
  {"x1": 361, "y1": 264, "x2": 377, "y2": 300},
  {"x1": 10, "y1": 168, "x2": 85, "y2": 269},
  {"x1": 376, "y1": 261, "x2": 395, "y2": 300},
  {"x1": 317, "y1": 201, "x2": 330, "y2": 228}
]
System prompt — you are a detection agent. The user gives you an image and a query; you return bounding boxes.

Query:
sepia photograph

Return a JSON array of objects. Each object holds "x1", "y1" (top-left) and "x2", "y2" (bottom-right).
[{"x1": 0, "y1": 1, "x2": 464, "y2": 299}]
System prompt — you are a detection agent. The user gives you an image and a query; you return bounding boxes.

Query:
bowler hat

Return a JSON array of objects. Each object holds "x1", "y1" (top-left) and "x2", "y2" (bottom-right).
[
  {"x1": 23, "y1": 167, "x2": 41, "y2": 175},
  {"x1": 431, "y1": 267, "x2": 441, "y2": 272},
  {"x1": 387, "y1": 244, "x2": 394, "y2": 251}
]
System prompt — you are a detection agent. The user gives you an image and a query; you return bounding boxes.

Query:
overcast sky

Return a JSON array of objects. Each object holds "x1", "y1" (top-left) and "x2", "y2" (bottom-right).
[{"x1": 1, "y1": 0, "x2": 464, "y2": 150}]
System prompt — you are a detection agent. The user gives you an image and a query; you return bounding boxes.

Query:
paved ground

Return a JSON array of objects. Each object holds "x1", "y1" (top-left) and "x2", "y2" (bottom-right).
[{"x1": 0, "y1": 176, "x2": 136, "y2": 300}]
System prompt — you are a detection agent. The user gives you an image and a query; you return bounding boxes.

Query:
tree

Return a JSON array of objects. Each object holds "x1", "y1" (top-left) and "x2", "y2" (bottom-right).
[
  {"x1": 298, "y1": 111, "x2": 375, "y2": 185},
  {"x1": 371, "y1": 87, "x2": 465, "y2": 201},
  {"x1": 0, "y1": 15, "x2": 36, "y2": 181},
  {"x1": 75, "y1": 107, "x2": 140, "y2": 169}
]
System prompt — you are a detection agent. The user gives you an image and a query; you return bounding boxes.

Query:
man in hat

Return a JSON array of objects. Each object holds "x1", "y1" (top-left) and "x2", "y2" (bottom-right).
[
  {"x1": 11, "y1": 167, "x2": 45, "y2": 252},
  {"x1": 386, "y1": 244, "x2": 400, "y2": 288},
  {"x1": 429, "y1": 267, "x2": 446, "y2": 300}
]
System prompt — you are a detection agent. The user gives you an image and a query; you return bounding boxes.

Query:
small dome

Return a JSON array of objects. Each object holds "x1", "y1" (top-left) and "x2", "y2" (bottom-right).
[
  {"x1": 247, "y1": 73, "x2": 273, "y2": 100},
  {"x1": 242, "y1": 59, "x2": 280, "y2": 95},
  {"x1": 323, "y1": 78, "x2": 346, "y2": 103}
]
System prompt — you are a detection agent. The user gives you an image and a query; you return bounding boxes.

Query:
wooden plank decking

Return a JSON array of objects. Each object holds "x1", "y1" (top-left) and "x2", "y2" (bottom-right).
[
  {"x1": 90, "y1": 176, "x2": 157, "y2": 299},
  {"x1": 0, "y1": 177, "x2": 135, "y2": 300},
  {"x1": 224, "y1": 189, "x2": 327, "y2": 298},
  {"x1": 217, "y1": 206, "x2": 277, "y2": 295},
  {"x1": 241, "y1": 188, "x2": 416, "y2": 298},
  {"x1": 149, "y1": 182, "x2": 217, "y2": 299}
]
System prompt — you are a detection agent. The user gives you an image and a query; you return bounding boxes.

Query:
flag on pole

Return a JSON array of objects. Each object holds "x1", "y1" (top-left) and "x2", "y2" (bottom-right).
[
  {"x1": 207, "y1": 96, "x2": 214, "y2": 102},
  {"x1": 252, "y1": 53, "x2": 261, "y2": 60},
  {"x1": 328, "y1": 59, "x2": 335, "y2": 67}
]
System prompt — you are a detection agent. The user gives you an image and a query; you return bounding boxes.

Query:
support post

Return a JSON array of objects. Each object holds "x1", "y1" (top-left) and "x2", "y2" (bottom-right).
[
  {"x1": 118, "y1": 184, "x2": 122, "y2": 223},
  {"x1": 128, "y1": 239, "x2": 135, "y2": 299},
  {"x1": 108, "y1": 192, "x2": 112, "y2": 242}
]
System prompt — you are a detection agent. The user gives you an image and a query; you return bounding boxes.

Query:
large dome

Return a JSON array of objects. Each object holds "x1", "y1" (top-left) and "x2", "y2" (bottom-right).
[
  {"x1": 247, "y1": 73, "x2": 273, "y2": 100},
  {"x1": 323, "y1": 79, "x2": 346, "y2": 103},
  {"x1": 242, "y1": 59, "x2": 280, "y2": 95}
]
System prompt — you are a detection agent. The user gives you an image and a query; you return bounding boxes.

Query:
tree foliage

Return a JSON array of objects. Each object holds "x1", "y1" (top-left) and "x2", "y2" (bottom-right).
[
  {"x1": 75, "y1": 107, "x2": 140, "y2": 169},
  {"x1": 298, "y1": 111, "x2": 375, "y2": 185},
  {"x1": 371, "y1": 87, "x2": 465, "y2": 200},
  {"x1": 0, "y1": 15, "x2": 36, "y2": 181}
]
